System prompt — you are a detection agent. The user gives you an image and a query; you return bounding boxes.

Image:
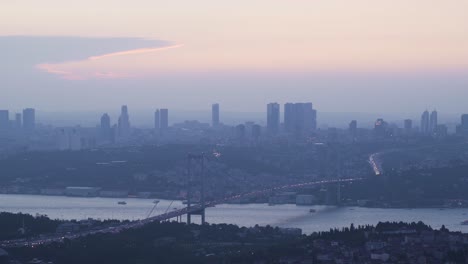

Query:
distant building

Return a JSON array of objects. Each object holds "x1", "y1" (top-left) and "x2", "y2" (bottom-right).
[
  {"x1": 457, "y1": 114, "x2": 468, "y2": 135},
  {"x1": 69, "y1": 128, "x2": 82, "y2": 151},
  {"x1": 435, "y1": 124, "x2": 448, "y2": 138},
  {"x1": 429, "y1": 110, "x2": 438, "y2": 134},
  {"x1": 57, "y1": 128, "x2": 82, "y2": 151},
  {"x1": 160, "y1": 109, "x2": 169, "y2": 130},
  {"x1": 154, "y1": 109, "x2": 160, "y2": 130},
  {"x1": 117, "y1": 105, "x2": 131, "y2": 137},
  {"x1": 462, "y1": 114, "x2": 468, "y2": 129},
  {"x1": 212, "y1": 103, "x2": 220, "y2": 127},
  {"x1": 374, "y1": 118, "x2": 388, "y2": 137},
  {"x1": 65, "y1": 187, "x2": 101, "y2": 197},
  {"x1": 267, "y1": 103, "x2": 280, "y2": 134},
  {"x1": 420, "y1": 110, "x2": 430, "y2": 135},
  {"x1": 0, "y1": 110, "x2": 9, "y2": 129},
  {"x1": 22, "y1": 108, "x2": 35, "y2": 131},
  {"x1": 284, "y1": 102, "x2": 317, "y2": 135},
  {"x1": 15, "y1": 113, "x2": 22, "y2": 129},
  {"x1": 100, "y1": 113, "x2": 112, "y2": 142},
  {"x1": 235, "y1": 124, "x2": 246, "y2": 139},
  {"x1": 404, "y1": 119, "x2": 413, "y2": 134},
  {"x1": 252, "y1": 124, "x2": 261, "y2": 140}
]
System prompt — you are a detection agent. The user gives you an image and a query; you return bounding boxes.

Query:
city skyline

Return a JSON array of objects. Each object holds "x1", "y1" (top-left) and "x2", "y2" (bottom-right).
[{"x1": 2, "y1": 1, "x2": 468, "y2": 113}]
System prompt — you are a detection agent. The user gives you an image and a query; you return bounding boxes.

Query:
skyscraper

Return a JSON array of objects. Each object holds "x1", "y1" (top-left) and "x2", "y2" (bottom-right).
[
  {"x1": 429, "y1": 110, "x2": 438, "y2": 134},
  {"x1": 420, "y1": 110, "x2": 430, "y2": 134},
  {"x1": 374, "y1": 118, "x2": 388, "y2": 137},
  {"x1": 0, "y1": 110, "x2": 9, "y2": 129},
  {"x1": 154, "y1": 109, "x2": 161, "y2": 130},
  {"x1": 284, "y1": 102, "x2": 317, "y2": 135},
  {"x1": 462, "y1": 114, "x2": 468, "y2": 129},
  {"x1": 118, "y1": 105, "x2": 131, "y2": 137},
  {"x1": 100, "y1": 113, "x2": 111, "y2": 141},
  {"x1": 23, "y1": 108, "x2": 35, "y2": 131},
  {"x1": 404, "y1": 119, "x2": 413, "y2": 134},
  {"x1": 284, "y1": 103, "x2": 296, "y2": 132},
  {"x1": 267, "y1": 103, "x2": 280, "y2": 134},
  {"x1": 458, "y1": 114, "x2": 468, "y2": 135},
  {"x1": 212, "y1": 103, "x2": 220, "y2": 127},
  {"x1": 15, "y1": 113, "x2": 22, "y2": 129},
  {"x1": 160, "y1": 109, "x2": 169, "y2": 130}
]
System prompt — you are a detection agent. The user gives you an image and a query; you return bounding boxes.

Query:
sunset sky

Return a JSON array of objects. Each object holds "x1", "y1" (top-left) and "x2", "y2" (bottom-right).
[{"x1": 1, "y1": 0, "x2": 468, "y2": 114}]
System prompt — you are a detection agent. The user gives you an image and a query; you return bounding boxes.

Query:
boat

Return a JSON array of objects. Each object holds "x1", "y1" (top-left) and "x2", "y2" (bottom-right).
[
  {"x1": 117, "y1": 201, "x2": 127, "y2": 205},
  {"x1": 153, "y1": 200, "x2": 160, "y2": 204},
  {"x1": 460, "y1": 220, "x2": 468, "y2": 225},
  {"x1": 309, "y1": 209, "x2": 316, "y2": 213}
]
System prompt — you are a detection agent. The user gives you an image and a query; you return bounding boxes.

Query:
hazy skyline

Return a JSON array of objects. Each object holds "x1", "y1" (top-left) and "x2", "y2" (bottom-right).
[{"x1": 2, "y1": 0, "x2": 468, "y2": 113}]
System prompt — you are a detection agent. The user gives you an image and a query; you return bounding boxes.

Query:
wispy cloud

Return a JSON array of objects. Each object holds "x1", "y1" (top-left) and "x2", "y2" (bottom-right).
[
  {"x1": 88, "y1": 44, "x2": 183, "y2": 61},
  {"x1": 36, "y1": 43, "x2": 183, "y2": 80}
]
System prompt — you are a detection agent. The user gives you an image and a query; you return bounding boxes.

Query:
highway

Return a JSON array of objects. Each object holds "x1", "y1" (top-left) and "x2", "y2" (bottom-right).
[
  {"x1": 0, "y1": 178, "x2": 363, "y2": 249},
  {"x1": 369, "y1": 152, "x2": 383, "y2": 175}
]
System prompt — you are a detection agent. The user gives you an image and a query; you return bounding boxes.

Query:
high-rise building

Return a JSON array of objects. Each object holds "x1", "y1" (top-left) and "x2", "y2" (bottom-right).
[
  {"x1": 160, "y1": 109, "x2": 169, "y2": 130},
  {"x1": 311, "y1": 109, "x2": 317, "y2": 130},
  {"x1": 458, "y1": 114, "x2": 468, "y2": 135},
  {"x1": 374, "y1": 118, "x2": 388, "y2": 137},
  {"x1": 154, "y1": 109, "x2": 161, "y2": 130},
  {"x1": 118, "y1": 105, "x2": 131, "y2": 137},
  {"x1": 15, "y1": 113, "x2": 22, "y2": 129},
  {"x1": 461, "y1": 114, "x2": 468, "y2": 129},
  {"x1": 0, "y1": 110, "x2": 9, "y2": 129},
  {"x1": 429, "y1": 110, "x2": 438, "y2": 134},
  {"x1": 23, "y1": 108, "x2": 35, "y2": 131},
  {"x1": 404, "y1": 119, "x2": 413, "y2": 134},
  {"x1": 100, "y1": 113, "x2": 112, "y2": 142},
  {"x1": 421, "y1": 110, "x2": 430, "y2": 134},
  {"x1": 284, "y1": 102, "x2": 317, "y2": 135},
  {"x1": 267, "y1": 103, "x2": 280, "y2": 134},
  {"x1": 284, "y1": 103, "x2": 296, "y2": 132},
  {"x1": 212, "y1": 103, "x2": 220, "y2": 127}
]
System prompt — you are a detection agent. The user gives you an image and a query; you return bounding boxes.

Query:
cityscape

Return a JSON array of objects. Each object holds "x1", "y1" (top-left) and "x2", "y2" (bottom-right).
[
  {"x1": 3, "y1": 0, "x2": 468, "y2": 263},
  {"x1": 1, "y1": 104, "x2": 468, "y2": 154}
]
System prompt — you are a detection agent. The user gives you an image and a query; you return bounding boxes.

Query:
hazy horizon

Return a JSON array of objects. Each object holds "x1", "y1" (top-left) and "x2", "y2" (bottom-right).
[{"x1": 2, "y1": 1, "x2": 468, "y2": 113}]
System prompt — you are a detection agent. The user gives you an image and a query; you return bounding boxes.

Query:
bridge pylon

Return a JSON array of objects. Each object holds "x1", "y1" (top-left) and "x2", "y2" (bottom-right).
[{"x1": 186, "y1": 153, "x2": 206, "y2": 225}]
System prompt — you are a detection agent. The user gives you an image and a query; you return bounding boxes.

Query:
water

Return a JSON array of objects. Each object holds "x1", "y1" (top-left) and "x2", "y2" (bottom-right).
[{"x1": 1, "y1": 194, "x2": 467, "y2": 234}]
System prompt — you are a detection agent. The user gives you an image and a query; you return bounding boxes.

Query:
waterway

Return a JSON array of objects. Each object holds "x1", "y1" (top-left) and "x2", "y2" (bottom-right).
[{"x1": 1, "y1": 194, "x2": 467, "y2": 234}]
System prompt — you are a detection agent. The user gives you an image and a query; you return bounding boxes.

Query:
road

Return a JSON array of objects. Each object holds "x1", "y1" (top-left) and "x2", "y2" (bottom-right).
[{"x1": 369, "y1": 152, "x2": 383, "y2": 175}]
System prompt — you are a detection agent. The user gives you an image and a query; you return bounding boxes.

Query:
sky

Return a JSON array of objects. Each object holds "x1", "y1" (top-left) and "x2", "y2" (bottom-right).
[{"x1": 1, "y1": 0, "x2": 468, "y2": 115}]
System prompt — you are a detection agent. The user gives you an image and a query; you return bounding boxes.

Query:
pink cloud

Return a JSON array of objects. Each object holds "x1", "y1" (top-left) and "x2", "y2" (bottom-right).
[{"x1": 36, "y1": 43, "x2": 183, "y2": 80}]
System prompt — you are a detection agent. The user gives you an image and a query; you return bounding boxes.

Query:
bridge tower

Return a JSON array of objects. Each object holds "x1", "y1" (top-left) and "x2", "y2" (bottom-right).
[{"x1": 186, "y1": 153, "x2": 206, "y2": 225}]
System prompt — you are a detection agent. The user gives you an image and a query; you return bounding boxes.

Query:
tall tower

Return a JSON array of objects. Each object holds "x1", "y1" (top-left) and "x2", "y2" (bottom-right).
[
  {"x1": 118, "y1": 105, "x2": 131, "y2": 137},
  {"x1": 0, "y1": 110, "x2": 9, "y2": 130},
  {"x1": 15, "y1": 113, "x2": 22, "y2": 129},
  {"x1": 100, "y1": 113, "x2": 111, "y2": 141},
  {"x1": 430, "y1": 110, "x2": 438, "y2": 134},
  {"x1": 212, "y1": 103, "x2": 220, "y2": 127},
  {"x1": 267, "y1": 103, "x2": 280, "y2": 134},
  {"x1": 23, "y1": 108, "x2": 35, "y2": 131},
  {"x1": 186, "y1": 153, "x2": 206, "y2": 225},
  {"x1": 421, "y1": 110, "x2": 430, "y2": 134},
  {"x1": 160, "y1": 109, "x2": 169, "y2": 130},
  {"x1": 154, "y1": 109, "x2": 161, "y2": 130},
  {"x1": 404, "y1": 119, "x2": 413, "y2": 134}
]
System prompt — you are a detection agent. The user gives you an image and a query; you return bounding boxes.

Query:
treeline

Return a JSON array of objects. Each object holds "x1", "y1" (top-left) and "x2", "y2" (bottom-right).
[{"x1": 0, "y1": 212, "x2": 60, "y2": 240}]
